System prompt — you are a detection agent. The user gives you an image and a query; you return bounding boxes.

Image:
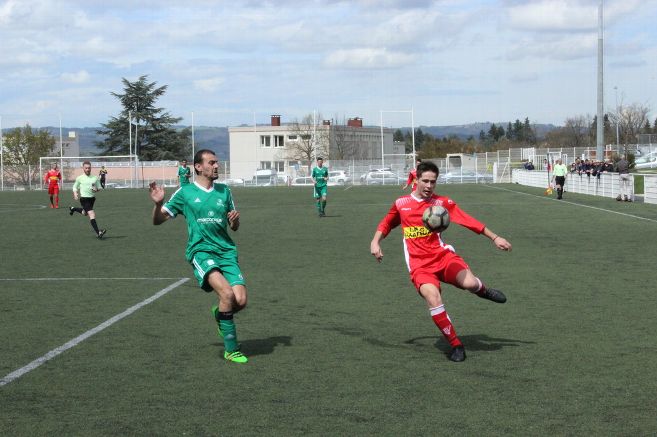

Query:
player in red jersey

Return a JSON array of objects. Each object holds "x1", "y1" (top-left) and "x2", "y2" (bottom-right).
[
  {"x1": 370, "y1": 161, "x2": 512, "y2": 362},
  {"x1": 402, "y1": 158, "x2": 422, "y2": 191},
  {"x1": 44, "y1": 163, "x2": 62, "y2": 208}
]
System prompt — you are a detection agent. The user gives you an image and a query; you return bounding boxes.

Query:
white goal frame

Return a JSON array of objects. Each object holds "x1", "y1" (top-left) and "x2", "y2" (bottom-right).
[{"x1": 39, "y1": 155, "x2": 137, "y2": 189}]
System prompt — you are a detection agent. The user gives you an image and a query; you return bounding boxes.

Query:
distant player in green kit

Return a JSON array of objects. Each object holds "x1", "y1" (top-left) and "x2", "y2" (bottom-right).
[
  {"x1": 311, "y1": 157, "x2": 329, "y2": 217},
  {"x1": 178, "y1": 159, "x2": 191, "y2": 186},
  {"x1": 149, "y1": 149, "x2": 248, "y2": 364}
]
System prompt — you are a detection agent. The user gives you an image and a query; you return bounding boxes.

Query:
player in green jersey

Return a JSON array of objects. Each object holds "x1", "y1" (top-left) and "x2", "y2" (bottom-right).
[
  {"x1": 311, "y1": 157, "x2": 329, "y2": 217},
  {"x1": 149, "y1": 149, "x2": 249, "y2": 364},
  {"x1": 178, "y1": 159, "x2": 191, "y2": 186},
  {"x1": 69, "y1": 161, "x2": 106, "y2": 239}
]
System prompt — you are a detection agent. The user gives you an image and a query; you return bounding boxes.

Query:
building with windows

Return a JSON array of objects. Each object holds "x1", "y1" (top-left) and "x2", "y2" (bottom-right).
[{"x1": 228, "y1": 115, "x2": 402, "y2": 181}]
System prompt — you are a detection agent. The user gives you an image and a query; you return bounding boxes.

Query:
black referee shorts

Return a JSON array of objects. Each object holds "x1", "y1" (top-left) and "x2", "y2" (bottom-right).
[{"x1": 80, "y1": 197, "x2": 96, "y2": 213}]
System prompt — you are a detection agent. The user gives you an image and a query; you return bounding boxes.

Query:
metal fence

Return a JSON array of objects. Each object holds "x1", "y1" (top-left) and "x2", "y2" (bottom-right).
[{"x1": 2, "y1": 143, "x2": 654, "y2": 191}]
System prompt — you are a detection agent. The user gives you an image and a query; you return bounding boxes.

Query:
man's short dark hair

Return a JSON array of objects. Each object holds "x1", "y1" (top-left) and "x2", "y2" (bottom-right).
[
  {"x1": 82, "y1": 160, "x2": 91, "y2": 166},
  {"x1": 416, "y1": 161, "x2": 439, "y2": 178},
  {"x1": 193, "y1": 149, "x2": 215, "y2": 175},
  {"x1": 317, "y1": 157, "x2": 323, "y2": 161}
]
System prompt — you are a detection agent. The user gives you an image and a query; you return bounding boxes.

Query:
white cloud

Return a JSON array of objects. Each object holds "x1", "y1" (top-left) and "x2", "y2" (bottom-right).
[
  {"x1": 193, "y1": 78, "x2": 225, "y2": 92},
  {"x1": 61, "y1": 70, "x2": 91, "y2": 83},
  {"x1": 324, "y1": 48, "x2": 415, "y2": 69},
  {"x1": 506, "y1": 0, "x2": 596, "y2": 32}
]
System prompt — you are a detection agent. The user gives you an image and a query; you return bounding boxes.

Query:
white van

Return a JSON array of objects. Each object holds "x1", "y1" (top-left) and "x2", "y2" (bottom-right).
[
  {"x1": 252, "y1": 169, "x2": 277, "y2": 186},
  {"x1": 634, "y1": 150, "x2": 657, "y2": 169}
]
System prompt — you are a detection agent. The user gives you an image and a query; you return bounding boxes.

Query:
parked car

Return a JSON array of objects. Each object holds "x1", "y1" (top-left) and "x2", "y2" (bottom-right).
[
  {"x1": 328, "y1": 170, "x2": 351, "y2": 185},
  {"x1": 359, "y1": 167, "x2": 393, "y2": 182},
  {"x1": 291, "y1": 176, "x2": 314, "y2": 186},
  {"x1": 252, "y1": 169, "x2": 277, "y2": 186},
  {"x1": 439, "y1": 169, "x2": 493, "y2": 184},
  {"x1": 222, "y1": 178, "x2": 245, "y2": 186},
  {"x1": 634, "y1": 150, "x2": 657, "y2": 169},
  {"x1": 364, "y1": 171, "x2": 405, "y2": 185}
]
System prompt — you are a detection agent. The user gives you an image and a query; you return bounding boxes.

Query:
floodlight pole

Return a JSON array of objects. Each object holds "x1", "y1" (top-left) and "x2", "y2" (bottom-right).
[
  {"x1": 614, "y1": 86, "x2": 620, "y2": 148},
  {"x1": 596, "y1": 0, "x2": 604, "y2": 160},
  {"x1": 411, "y1": 106, "x2": 416, "y2": 162},
  {"x1": 59, "y1": 115, "x2": 63, "y2": 189},
  {"x1": 128, "y1": 111, "x2": 134, "y2": 188},
  {"x1": 380, "y1": 111, "x2": 384, "y2": 168},
  {"x1": 191, "y1": 111, "x2": 195, "y2": 182}
]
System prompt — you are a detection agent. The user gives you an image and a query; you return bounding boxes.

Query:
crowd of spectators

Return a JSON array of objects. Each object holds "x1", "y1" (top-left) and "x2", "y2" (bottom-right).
[{"x1": 570, "y1": 157, "x2": 615, "y2": 179}]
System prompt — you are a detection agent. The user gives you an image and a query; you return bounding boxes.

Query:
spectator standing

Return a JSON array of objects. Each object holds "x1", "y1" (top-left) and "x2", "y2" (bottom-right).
[{"x1": 616, "y1": 156, "x2": 632, "y2": 202}]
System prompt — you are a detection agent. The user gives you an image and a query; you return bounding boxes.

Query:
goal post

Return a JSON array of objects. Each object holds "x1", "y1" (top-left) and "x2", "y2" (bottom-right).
[{"x1": 39, "y1": 155, "x2": 137, "y2": 189}]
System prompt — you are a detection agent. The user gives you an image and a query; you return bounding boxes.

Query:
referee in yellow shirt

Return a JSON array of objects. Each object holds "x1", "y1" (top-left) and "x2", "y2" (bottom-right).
[{"x1": 551, "y1": 159, "x2": 568, "y2": 200}]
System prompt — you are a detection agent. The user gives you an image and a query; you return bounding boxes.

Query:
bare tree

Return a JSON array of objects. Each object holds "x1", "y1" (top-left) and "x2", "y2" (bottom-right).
[
  {"x1": 2, "y1": 124, "x2": 56, "y2": 185},
  {"x1": 544, "y1": 115, "x2": 592, "y2": 149},
  {"x1": 609, "y1": 103, "x2": 651, "y2": 150},
  {"x1": 285, "y1": 114, "x2": 329, "y2": 170}
]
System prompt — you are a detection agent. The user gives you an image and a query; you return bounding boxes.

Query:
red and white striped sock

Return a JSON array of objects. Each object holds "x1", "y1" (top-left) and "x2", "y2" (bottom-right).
[{"x1": 430, "y1": 305, "x2": 462, "y2": 347}]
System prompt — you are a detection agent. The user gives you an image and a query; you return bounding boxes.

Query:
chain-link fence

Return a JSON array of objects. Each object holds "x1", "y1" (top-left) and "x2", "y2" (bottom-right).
[{"x1": 2, "y1": 143, "x2": 651, "y2": 190}]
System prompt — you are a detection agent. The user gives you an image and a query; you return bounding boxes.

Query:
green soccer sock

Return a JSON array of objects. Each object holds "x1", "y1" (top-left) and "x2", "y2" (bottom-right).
[
  {"x1": 218, "y1": 314, "x2": 239, "y2": 352},
  {"x1": 316, "y1": 201, "x2": 321, "y2": 213}
]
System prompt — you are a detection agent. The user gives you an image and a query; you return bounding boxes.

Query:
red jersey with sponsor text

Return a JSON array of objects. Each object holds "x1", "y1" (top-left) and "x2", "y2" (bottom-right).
[
  {"x1": 376, "y1": 193, "x2": 485, "y2": 272},
  {"x1": 45, "y1": 170, "x2": 62, "y2": 187}
]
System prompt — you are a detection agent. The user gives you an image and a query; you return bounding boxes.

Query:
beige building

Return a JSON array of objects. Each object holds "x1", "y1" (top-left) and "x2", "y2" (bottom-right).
[{"x1": 228, "y1": 115, "x2": 402, "y2": 180}]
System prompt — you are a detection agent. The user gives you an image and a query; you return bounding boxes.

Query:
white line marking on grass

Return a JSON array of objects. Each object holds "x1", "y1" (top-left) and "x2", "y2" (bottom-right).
[
  {"x1": 0, "y1": 277, "x2": 186, "y2": 281},
  {"x1": 487, "y1": 185, "x2": 657, "y2": 224},
  {"x1": 0, "y1": 204, "x2": 47, "y2": 213},
  {"x1": 0, "y1": 277, "x2": 189, "y2": 387},
  {"x1": 343, "y1": 185, "x2": 353, "y2": 191}
]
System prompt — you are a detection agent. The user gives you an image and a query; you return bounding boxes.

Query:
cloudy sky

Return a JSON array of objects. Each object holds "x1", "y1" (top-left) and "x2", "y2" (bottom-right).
[{"x1": 1, "y1": 0, "x2": 655, "y2": 129}]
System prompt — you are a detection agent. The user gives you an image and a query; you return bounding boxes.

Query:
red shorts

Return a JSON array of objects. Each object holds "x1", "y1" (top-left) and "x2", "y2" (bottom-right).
[
  {"x1": 410, "y1": 250, "x2": 470, "y2": 291},
  {"x1": 48, "y1": 185, "x2": 60, "y2": 195}
]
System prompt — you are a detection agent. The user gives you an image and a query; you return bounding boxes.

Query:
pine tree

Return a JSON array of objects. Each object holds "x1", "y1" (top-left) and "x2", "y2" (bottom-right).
[{"x1": 96, "y1": 75, "x2": 191, "y2": 160}]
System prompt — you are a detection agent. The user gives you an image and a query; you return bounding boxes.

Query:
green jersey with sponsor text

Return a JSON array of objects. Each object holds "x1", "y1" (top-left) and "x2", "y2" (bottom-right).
[
  {"x1": 163, "y1": 182, "x2": 237, "y2": 262},
  {"x1": 312, "y1": 166, "x2": 329, "y2": 188}
]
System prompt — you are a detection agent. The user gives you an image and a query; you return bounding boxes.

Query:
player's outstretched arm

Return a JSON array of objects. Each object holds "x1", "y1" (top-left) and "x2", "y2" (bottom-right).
[
  {"x1": 483, "y1": 227, "x2": 512, "y2": 252},
  {"x1": 370, "y1": 230, "x2": 385, "y2": 262},
  {"x1": 149, "y1": 181, "x2": 170, "y2": 225}
]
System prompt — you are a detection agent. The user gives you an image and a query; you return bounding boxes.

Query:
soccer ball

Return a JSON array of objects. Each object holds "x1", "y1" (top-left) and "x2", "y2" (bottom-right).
[{"x1": 422, "y1": 205, "x2": 450, "y2": 232}]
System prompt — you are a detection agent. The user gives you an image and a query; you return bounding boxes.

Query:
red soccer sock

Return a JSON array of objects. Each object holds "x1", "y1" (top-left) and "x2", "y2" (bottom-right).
[
  {"x1": 430, "y1": 305, "x2": 462, "y2": 348},
  {"x1": 55, "y1": 195, "x2": 59, "y2": 207}
]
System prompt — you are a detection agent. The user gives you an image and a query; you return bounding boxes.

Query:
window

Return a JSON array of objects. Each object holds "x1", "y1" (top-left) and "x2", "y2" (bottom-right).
[
  {"x1": 288, "y1": 135, "x2": 298, "y2": 141},
  {"x1": 274, "y1": 161, "x2": 285, "y2": 172},
  {"x1": 260, "y1": 135, "x2": 271, "y2": 147},
  {"x1": 274, "y1": 135, "x2": 285, "y2": 148},
  {"x1": 260, "y1": 161, "x2": 272, "y2": 170}
]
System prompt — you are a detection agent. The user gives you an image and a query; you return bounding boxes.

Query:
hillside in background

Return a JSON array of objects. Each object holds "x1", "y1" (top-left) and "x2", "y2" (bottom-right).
[
  {"x1": 405, "y1": 122, "x2": 558, "y2": 140},
  {"x1": 4, "y1": 123, "x2": 558, "y2": 160}
]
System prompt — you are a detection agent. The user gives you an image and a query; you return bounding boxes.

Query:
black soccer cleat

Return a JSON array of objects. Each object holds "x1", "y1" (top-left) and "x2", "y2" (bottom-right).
[
  {"x1": 477, "y1": 288, "x2": 507, "y2": 304},
  {"x1": 97, "y1": 229, "x2": 107, "y2": 239},
  {"x1": 69, "y1": 206, "x2": 75, "y2": 216},
  {"x1": 449, "y1": 345, "x2": 466, "y2": 362}
]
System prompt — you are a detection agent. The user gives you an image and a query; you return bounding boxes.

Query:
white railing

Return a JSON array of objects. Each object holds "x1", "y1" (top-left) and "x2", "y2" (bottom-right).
[{"x1": 512, "y1": 169, "x2": 657, "y2": 204}]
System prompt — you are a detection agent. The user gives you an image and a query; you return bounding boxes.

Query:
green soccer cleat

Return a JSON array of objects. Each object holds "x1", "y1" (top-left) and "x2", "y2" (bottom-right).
[
  {"x1": 224, "y1": 350, "x2": 248, "y2": 364},
  {"x1": 211, "y1": 305, "x2": 223, "y2": 338}
]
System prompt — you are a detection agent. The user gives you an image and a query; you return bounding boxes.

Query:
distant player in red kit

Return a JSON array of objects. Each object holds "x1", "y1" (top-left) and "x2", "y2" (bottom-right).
[
  {"x1": 370, "y1": 161, "x2": 512, "y2": 362},
  {"x1": 402, "y1": 158, "x2": 422, "y2": 191},
  {"x1": 44, "y1": 163, "x2": 62, "y2": 208}
]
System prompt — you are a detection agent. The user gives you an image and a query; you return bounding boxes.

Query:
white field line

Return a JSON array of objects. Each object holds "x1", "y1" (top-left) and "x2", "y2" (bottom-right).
[
  {"x1": 0, "y1": 277, "x2": 185, "y2": 281},
  {"x1": 487, "y1": 185, "x2": 657, "y2": 224},
  {"x1": 0, "y1": 277, "x2": 189, "y2": 387}
]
